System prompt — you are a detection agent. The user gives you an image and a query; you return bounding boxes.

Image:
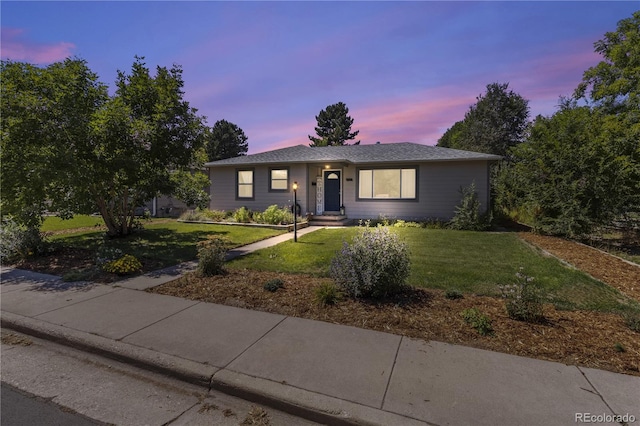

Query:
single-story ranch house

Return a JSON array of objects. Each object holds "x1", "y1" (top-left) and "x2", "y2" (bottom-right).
[{"x1": 204, "y1": 142, "x2": 501, "y2": 222}]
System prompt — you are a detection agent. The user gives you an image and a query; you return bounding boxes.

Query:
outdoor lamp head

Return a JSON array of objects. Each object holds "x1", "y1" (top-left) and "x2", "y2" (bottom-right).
[{"x1": 293, "y1": 182, "x2": 298, "y2": 191}]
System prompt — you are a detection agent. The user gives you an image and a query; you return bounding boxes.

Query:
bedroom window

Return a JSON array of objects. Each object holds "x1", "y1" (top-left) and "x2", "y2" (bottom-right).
[
  {"x1": 358, "y1": 168, "x2": 416, "y2": 199},
  {"x1": 269, "y1": 168, "x2": 289, "y2": 191},
  {"x1": 237, "y1": 169, "x2": 254, "y2": 199}
]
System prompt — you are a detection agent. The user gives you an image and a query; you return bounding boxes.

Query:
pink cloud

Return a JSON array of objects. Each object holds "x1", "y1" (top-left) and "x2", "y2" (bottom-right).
[{"x1": 1, "y1": 28, "x2": 75, "y2": 63}]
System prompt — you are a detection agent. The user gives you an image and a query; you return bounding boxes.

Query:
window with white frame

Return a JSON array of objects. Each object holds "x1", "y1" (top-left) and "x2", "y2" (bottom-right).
[
  {"x1": 237, "y1": 169, "x2": 254, "y2": 199},
  {"x1": 269, "y1": 168, "x2": 289, "y2": 191},
  {"x1": 358, "y1": 168, "x2": 416, "y2": 199}
]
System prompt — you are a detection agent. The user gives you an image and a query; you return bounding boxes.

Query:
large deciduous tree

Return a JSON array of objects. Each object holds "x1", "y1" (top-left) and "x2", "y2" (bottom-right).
[
  {"x1": 205, "y1": 119, "x2": 248, "y2": 161},
  {"x1": 437, "y1": 82, "x2": 530, "y2": 158},
  {"x1": 308, "y1": 102, "x2": 360, "y2": 147},
  {"x1": 1, "y1": 57, "x2": 207, "y2": 237},
  {"x1": 1, "y1": 59, "x2": 108, "y2": 229},
  {"x1": 497, "y1": 12, "x2": 640, "y2": 236}
]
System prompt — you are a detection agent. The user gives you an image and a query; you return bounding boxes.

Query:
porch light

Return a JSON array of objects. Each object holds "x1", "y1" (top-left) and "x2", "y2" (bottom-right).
[{"x1": 292, "y1": 181, "x2": 298, "y2": 242}]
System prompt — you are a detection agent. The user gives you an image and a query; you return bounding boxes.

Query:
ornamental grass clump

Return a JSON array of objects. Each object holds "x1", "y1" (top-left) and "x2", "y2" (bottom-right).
[
  {"x1": 197, "y1": 236, "x2": 229, "y2": 276},
  {"x1": 330, "y1": 226, "x2": 410, "y2": 299}
]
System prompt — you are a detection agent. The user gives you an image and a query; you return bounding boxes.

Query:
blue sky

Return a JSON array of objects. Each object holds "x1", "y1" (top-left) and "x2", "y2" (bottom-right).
[{"x1": 2, "y1": 1, "x2": 637, "y2": 153}]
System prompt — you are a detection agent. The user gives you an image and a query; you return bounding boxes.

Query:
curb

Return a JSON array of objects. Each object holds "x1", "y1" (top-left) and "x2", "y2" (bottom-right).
[{"x1": 0, "y1": 312, "x2": 426, "y2": 426}]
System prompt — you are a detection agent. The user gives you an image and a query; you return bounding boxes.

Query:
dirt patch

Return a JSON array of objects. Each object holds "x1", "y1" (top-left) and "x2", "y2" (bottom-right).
[
  {"x1": 13, "y1": 247, "x2": 163, "y2": 283},
  {"x1": 150, "y1": 268, "x2": 640, "y2": 376},
  {"x1": 519, "y1": 232, "x2": 640, "y2": 302},
  {"x1": 1, "y1": 330, "x2": 33, "y2": 346}
]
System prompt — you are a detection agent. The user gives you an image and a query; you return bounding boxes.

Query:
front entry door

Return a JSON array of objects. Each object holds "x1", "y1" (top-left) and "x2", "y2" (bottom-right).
[{"x1": 324, "y1": 170, "x2": 341, "y2": 212}]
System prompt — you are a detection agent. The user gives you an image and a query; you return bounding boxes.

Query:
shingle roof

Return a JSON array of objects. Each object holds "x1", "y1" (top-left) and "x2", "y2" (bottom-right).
[{"x1": 205, "y1": 142, "x2": 502, "y2": 167}]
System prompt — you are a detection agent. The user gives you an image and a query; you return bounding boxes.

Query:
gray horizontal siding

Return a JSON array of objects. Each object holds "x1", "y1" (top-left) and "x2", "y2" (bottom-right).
[
  {"x1": 209, "y1": 164, "x2": 308, "y2": 213},
  {"x1": 343, "y1": 161, "x2": 490, "y2": 221}
]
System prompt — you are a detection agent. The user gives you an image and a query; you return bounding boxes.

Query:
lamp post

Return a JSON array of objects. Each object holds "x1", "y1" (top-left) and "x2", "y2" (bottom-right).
[{"x1": 292, "y1": 181, "x2": 298, "y2": 242}]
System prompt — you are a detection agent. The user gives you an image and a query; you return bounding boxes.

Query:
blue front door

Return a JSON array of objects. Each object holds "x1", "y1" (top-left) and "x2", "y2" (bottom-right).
[{"x1": 324, "y1": 171, "x2": 341, "y2": 212}]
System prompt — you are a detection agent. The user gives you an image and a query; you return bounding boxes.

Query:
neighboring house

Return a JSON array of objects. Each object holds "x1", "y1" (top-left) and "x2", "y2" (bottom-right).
[{"x1": 204, "y1": 142, "x2": 501, "y2": 222}]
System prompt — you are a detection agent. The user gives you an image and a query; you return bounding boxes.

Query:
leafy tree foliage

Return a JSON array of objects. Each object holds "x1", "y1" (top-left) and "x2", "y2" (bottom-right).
[
  {"x1": 309, "y1": 102, "x2": 360, "y2": 146},
  {"x1": 1, "y1": 57, "x2": 207, "y2": 237},
  {"x1": 205, "y1": 119, "x2": 248, "y2": 161},
  {"x1": 1, "y1": 59, "x2": 108, "y2": 229},
  {"x1": 437, "y1": 82, "x2": 530, "y2": 158},
  {"x1": 498, "y1": 12, "x2": 639, "y2": 237},
  {"x1": 575, "y1": 11, "x2": 640, "y2": 114}
]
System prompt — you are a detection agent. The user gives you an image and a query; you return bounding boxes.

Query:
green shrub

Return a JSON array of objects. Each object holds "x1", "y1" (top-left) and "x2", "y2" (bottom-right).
[
  {"x1": 314, "y1": 282, "x2": 343, "y2": 306},
  {"x1": 0, "y1": 217, "x2": 53, "y2": 262},
  {"x1": 95, "y1": 245, "x2": 124, "y2": 268},
  {"x1": 445, "y1": 289, "x2": 464, "y2": 300},
  {"x1": 330, "y1": 225, "x2": 410, "y2": 299},
  {"x1": 202, "y1": 209, "x2": 228, "y2": 222},
  {"x1": 263, "y1": 278, "x2": 284, "y2": 292},
  {"x1": 392, "y1": 220, "x2": 422, "y2": 228},
  {"x1": 233, "y1": 207, "x2": 252, "y2": 223},
  {"x1": 622, "y1": 311, "x2": 640, "y2": 333},
  {"x1": 461, "y1": 308, "x2": 494, "y2": 336},
  {"x1": 102, "y1": 254, "x2": 143, "y2": 275},
  {"x1": 449, "y1": 182, "x2": 491, "y2": 231},
  {"x1": 499, "y1": 269, "x2": 545, "y2": 323},
  {"x1": 258, "y1": 205, "x2": 294, "y2": 225},
  {"x1": 197, "y1": 236, "x2": 229, "y2": 276}
]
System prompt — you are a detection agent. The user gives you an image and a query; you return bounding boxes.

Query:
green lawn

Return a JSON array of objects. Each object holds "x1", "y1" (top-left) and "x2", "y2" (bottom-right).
[
  {"x1": 42, "y1": 215, "x2": 105, "y2": 231},
  {"x1": 52, "y1": 220, "x2": 285, "y2": 268},
  {"x1": 228, "y1": 227, "x2": 639, "y2": 314}
]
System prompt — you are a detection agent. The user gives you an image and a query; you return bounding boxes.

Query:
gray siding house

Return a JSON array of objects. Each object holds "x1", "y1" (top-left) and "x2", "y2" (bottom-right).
[{"x1": 204, "y1": 142, "x2": 501, "y2": 221}]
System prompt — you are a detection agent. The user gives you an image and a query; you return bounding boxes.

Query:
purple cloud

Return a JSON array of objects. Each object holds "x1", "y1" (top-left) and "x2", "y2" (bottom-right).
[{"x1": 1, "y1": 28, "x2": 75, "y2": 63}]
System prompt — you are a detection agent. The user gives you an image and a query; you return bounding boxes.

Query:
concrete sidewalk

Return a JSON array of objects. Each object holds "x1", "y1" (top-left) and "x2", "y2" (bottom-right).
[{"x1": 2, "y1": 229, "x2": 639, "y2": 425}]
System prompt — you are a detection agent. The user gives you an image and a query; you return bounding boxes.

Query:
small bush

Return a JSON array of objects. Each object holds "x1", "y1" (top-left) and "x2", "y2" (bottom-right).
[
  {"x1": 0, "y1": 218, "x2": 53, "y2": 262},
  {"x1": 314, "y1": 282, "x2": 343, "y2": 306},
  {"x1": 449, "y1": 182, "x2": 490, "y2": 231},
  {"x1": 202, "y1": 209, "x2": 228, "y2": 222},
  {"x1": 614, "y1": 342, "x2": 626, "y2": 353},
  {"x1": 622, "y1": 311, "x2": 640, "y2": 333},
  {"x1": 392, "y1": 220, "x2": 422, "y2": 228},
  {"x1": 95, "y1": 245, "x2": 124, "y2": 267},
  {"x1": 499, "y1": 269, "x2": 545, "y2": 323},
  {"x1": 102, "y1": 254, "x2": 142, "y2": 275},
  {"x1": 461, "y1": 308, "x2": 494, "y2": 336},
  {"x1": 445, "y1": 289, "x2": 464, "y2": 300},
  {"x1": 233, "y1": 207, "x2": 252, "y2": 223},
  {"x1": 330, "y1": 225, "x2": 410, "y2": 299},
  {"x1": 263, "y1": 278, "x2": 284, "y2": 292},
  {"x1": 259, "y1": 205, "x2": 294, "y2": 225},
  {"x1": 197, "y1": 236, "x2": 229, "y2": 276}
]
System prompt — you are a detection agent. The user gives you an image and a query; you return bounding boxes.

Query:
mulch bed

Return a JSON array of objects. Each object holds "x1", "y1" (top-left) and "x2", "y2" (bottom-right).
[
  {"x1": 150, "y1": 266, "x2": 640, "y2": 377},
  {"x1": 11, "y1": 228, "x2": 640, "y2": 376},
  {"x1": 518, "y1": 232, "x2": 640, "y2": 302}
]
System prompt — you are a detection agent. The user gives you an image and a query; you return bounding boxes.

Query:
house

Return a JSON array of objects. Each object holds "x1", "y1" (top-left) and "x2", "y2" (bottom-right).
[{"x1": 204, "y1": 142, "x2": 502, "y2": 223}]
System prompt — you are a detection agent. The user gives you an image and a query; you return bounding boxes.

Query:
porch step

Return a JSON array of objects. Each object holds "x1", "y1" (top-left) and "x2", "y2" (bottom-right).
[{"x1": 309, "y1": 215, "x2": 353, "y2": 227}]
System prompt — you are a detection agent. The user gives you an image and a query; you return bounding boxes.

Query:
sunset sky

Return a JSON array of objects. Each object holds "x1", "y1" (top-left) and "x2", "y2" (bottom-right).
[{"x1": 2, "y1": 1, "x2": 637, "y2": 154}]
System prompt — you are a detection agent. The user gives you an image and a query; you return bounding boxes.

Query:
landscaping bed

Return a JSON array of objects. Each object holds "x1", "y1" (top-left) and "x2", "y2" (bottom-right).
[{"x1": 149, "y1": 268, "x2": 640, "y2": 376}]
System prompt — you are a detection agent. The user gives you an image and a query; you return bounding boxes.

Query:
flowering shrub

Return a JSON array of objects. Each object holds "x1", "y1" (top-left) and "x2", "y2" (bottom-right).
[
  {"x1": 102, "y1": 254, "x2": 142, "y2": 275},
  {"x1": 330, "y1": 226, "x2": 410, "y2": 299},
  {"x1": 197, "y1": 236, "x2": 229, "y2": 276},
  {"x1": 499, "y1": 269, "x2": 545, "y2": 323}
]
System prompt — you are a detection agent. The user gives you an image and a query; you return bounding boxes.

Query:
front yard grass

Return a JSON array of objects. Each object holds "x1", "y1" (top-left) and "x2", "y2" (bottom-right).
[
  {"x1": 53, "y1": 221, "x2": 285, "y2": 269},
  {"x1": 228, "y1": 227, "x2": 639, "y2": 315}
]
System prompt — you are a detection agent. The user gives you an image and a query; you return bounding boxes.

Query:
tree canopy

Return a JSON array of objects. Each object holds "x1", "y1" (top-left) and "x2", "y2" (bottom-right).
[
  {"x1": 309, "y1": 102, "x2": 360, "y2": 146},
  {"x1": 205, "y1": 119, "x2": 248, "y2": 161},
  {"x1": 437, "y1": 82, "x2": 530, "y2": 158},
  {"x1": 1, "y1": 57, "x2": 208, "y2": 237},
  {"x1": 496, "y1": 12, "x2": 640, "y2": 236}
]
